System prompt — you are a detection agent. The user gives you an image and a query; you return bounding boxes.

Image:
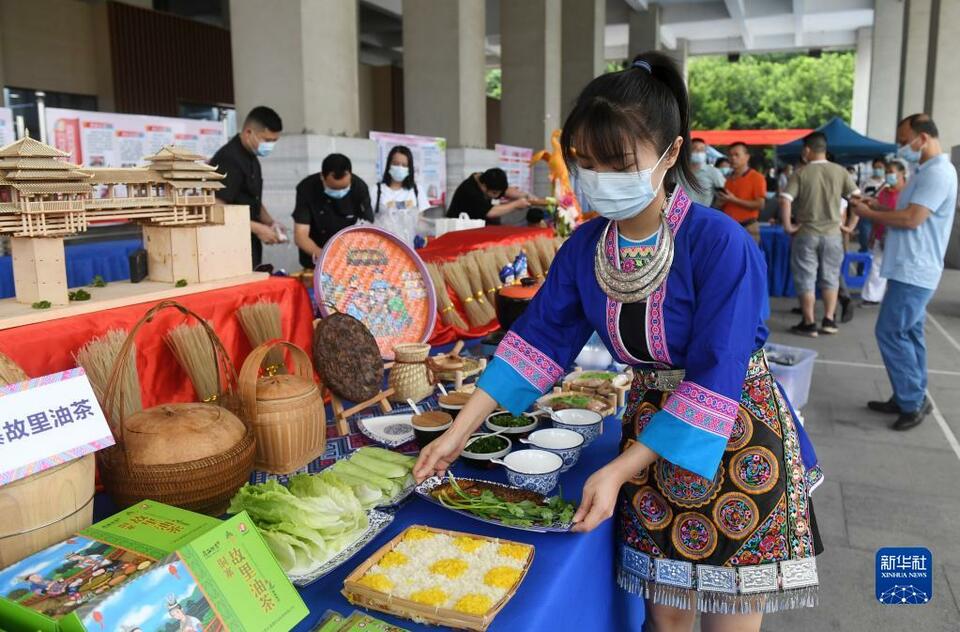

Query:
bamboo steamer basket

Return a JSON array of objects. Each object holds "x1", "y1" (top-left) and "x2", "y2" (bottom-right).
[
  {"x1": 0, "y1": 353, "x2": 96, "y2": 567},
  {"x1": 388, "y1": 343, "x2": 435, "y2": 403},
  {"x1": 239, "y1": 340, "x2": 326, "y2": 474},
  {"x1": 0, "y1": 455, "x2": 96, "y2": 568},
  {"x1": 99, "y1": 301, "x2": 255, "y2": 516}
]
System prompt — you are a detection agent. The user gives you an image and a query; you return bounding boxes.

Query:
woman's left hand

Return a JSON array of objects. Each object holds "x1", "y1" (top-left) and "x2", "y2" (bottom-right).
[{"x1": 571, "y1": 464, "x2": 627, "y2": 533}]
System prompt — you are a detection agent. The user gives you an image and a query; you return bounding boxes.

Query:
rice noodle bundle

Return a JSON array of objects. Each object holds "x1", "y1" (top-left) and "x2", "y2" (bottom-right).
[
  {"x1": 426, "y1": 263, "x2": 467, "y2": 329},
  {"x1": 75, "y1": 330, "x2": 142, "y2": 421},
  {"x1": 443, "y1": 261, "x2": 492, "y2": 328}
]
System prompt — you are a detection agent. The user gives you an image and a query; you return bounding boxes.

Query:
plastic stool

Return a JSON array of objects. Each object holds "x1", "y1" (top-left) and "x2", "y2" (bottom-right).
[{"x1": 842, "y1": 251, "x2": 872, "y2": 290}]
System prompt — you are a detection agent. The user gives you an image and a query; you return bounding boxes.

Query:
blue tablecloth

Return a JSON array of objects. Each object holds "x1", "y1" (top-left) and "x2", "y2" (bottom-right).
[
  {"x1": 288, "y1": 413, "x2": 637, "y2": 632},
  {"x1": 760, "y1": 224, "x2": 795, "y2": 297},
  {"x1": 92, "y1": 338, "x2": 644, "y2": 631},
  {"x1": 0, "y1": 238, "x2": 142, "y2": 298}
]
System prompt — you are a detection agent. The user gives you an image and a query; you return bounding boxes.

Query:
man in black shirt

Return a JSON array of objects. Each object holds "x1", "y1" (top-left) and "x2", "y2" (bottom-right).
[
  {"x1": 209, "y1": 106, "x2": 283, "y2": 268},
  {"x1": 293, "y1": 153, "x2": 373, "y2": 269},
  {"x1": 446, "y1": 167, "x2": 530, "y2": 225}
]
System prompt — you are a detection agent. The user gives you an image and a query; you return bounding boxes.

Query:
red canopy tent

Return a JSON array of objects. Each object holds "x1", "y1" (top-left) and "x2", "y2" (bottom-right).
[{"x1": 692, "y1": 129, "x2": 812, "y2": 146}]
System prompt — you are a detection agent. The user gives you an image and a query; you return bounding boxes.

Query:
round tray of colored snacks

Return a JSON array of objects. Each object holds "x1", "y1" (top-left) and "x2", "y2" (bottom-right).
[{"x1": 342, "y1": 525, "x2": 535, "y2": 631}]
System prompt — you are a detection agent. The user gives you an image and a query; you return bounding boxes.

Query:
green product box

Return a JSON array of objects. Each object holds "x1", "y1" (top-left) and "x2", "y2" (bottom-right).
[{"x1": 0, "y1": 500, "x2": 308, "y2": 632}]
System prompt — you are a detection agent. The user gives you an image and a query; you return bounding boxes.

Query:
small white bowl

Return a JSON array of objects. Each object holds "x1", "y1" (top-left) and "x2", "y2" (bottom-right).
[
  {"x1": 492, "y1": 449, "x2": 563, "y2": 494},
  {"x1": 550, "y1": 408, "x2": 603, "y2": 446},
  {"x1": 484, "y1": 411, "x2": 539, "y2": 435},
  {"x1": 520, "y1": 428, "x2": 584, "y2": 472}
]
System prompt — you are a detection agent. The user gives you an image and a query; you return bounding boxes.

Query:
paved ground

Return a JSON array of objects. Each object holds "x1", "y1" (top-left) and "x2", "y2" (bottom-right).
[{"x1": 758, "y1": 270, "x2": 960, "y2": 631}]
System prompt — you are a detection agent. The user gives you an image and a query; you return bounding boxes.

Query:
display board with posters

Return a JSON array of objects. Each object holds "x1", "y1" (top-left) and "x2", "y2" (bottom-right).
[
  {"x1": 0, "y1": 108, "x2": 14, "y2": 147},
  {"x1": 369, "y1": 130, "x2": 447, "y2": 207},
  {"x1": 45, "y1": 107, "x2": 227, "y2": 167},
  {"x1": 496, "y1": 143, "x2": 534, "y2": 193}
]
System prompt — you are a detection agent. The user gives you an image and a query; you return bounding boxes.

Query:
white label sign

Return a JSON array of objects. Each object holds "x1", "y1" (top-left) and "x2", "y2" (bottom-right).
[{"x1": 0, "y1": 368, "x2": 115, "y2": 486}]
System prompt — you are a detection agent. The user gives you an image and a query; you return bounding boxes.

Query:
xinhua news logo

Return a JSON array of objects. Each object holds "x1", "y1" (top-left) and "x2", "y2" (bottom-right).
[{"x1": 875, "y1": 547, "x2": 932, "y2": 605}]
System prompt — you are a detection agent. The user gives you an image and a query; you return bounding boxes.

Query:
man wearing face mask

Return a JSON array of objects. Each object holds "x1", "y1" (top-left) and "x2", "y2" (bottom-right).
[
  {"x1": 292, "y1": 153, "x2": 373, "y2": 269},
  {"x1": 715, "y1": 157, "x2": 732, "y2": 177},
  {"x1": 851, "y1": 114, "x2": 957, "y2": 431},
  {"x1": 209, "y1": 106, "x2": 283, "y2": 268},
  {"x1": 685, "y1": 137, "x2": 726, "y2": 208}
]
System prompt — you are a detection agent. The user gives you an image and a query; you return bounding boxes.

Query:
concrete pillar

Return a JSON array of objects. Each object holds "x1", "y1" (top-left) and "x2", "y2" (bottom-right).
[
  {"x1": 403, "y1": 0, "x2": 485, "y2": 147},
  {"x1": 664, "y1": 38, "x2": 688, "y2": 83},
  {"x1": 866, "y1": 0, "x2": 905, "y2": 141},
  {"x1": 229, "y1": 0, "x2": 359, "y2": 136},
  {"x1": 560, "y1": 0, "x2": 605, "y2": 120},
  {"x1": 851, "y1": 27, "x2": 873, "y2": 134},
  {"x1": 929, "y1": 0, "x2": 960, "y2": 146},
  {"x1": 628, "y1": 3, "x2": 661, "y2": 57},
  {"x1": 899, "y1": 0, "x2": 932, "y2": 118},
  {"x1": 0, "y1": 12, "x2": 5, "y2": 102},
  {"x1": 946, "y1": 146, "x2": 960, "y2": 270},
  {"x1": 500, "y1": 0, "x2": 562, "y2": 154}
]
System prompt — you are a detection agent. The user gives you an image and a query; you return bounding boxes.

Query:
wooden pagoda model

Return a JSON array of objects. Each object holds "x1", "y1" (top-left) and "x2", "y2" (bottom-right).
[
  {"x1": 0, "y1": 138, "x2": 93, "y2": 236},
  {"x1": 0, "y1": 137, "x2": 252, "y2": 314}
]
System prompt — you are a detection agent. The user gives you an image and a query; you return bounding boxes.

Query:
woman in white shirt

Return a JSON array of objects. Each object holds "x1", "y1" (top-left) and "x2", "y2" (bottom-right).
[{"x1": 374, "y1": 145, "x2": 430, "y2": 246}]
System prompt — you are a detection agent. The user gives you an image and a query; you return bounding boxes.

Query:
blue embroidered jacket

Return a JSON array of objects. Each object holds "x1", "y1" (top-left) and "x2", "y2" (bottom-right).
[{"x1": 479, "y1": 188, "x2": 779, "y2": 480}]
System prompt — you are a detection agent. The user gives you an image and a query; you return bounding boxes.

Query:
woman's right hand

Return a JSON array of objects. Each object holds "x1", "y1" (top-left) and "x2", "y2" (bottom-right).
[{"x1": 413, "y1": 430, "x2": 468, "y2": 482}]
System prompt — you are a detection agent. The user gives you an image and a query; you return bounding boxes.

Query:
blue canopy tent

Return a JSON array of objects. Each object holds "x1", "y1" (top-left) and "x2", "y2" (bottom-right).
[{"x1": 776, "y1": 117, "x2": 897, "y2": 165}]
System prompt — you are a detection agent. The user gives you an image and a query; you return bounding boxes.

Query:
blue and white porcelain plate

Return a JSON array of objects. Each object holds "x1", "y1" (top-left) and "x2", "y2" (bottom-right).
[
  {"x1": 286, "y1": 509, "x2": 394, "y2": 587},
  {"x1": 414, "y1": 476, "x2": 572, "y2": 534},
  {"x1": 357, "y1": 413, "x2": 416, "y2": 448}
]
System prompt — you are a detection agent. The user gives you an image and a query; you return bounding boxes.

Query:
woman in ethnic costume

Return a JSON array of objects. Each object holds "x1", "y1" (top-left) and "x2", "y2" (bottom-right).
[{"x1": 413, "y1": 51, "x2": 823, "y2": 631}]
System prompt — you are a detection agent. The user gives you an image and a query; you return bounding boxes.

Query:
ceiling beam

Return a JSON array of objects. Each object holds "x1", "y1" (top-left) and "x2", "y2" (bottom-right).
[
  {"x1": 623, "y1": 0, "x2": 649, "y2": 11},
  {"x1": 793, "y1": 0, "x2": 805, "y2": 47},
  {"x1": 724, "y1": 0, "x2": 753, "y2": 49},
  {"x1": 687, "y1": 29, "x2": 856, "y2": 56}
]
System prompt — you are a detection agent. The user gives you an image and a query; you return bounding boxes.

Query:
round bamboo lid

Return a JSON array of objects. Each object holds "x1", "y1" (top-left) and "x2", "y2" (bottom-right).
[
  {"x1": 256, "y1": 374, "x2": 317, "y2": 402},
  {"x1": 412, "y1": 411, "x2": 452, "y2": 428},
  {"x1": 439, "y1": 391, "x2": 471, "y2": 407},
  {"x1": 122, "y1": 403, "x2": 247, "y2": 466}
]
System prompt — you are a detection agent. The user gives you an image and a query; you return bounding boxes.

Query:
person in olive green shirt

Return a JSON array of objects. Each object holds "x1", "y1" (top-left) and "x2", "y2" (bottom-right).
[{"x1": 779, "y1": 132, "x2": 859, "y2": 337}]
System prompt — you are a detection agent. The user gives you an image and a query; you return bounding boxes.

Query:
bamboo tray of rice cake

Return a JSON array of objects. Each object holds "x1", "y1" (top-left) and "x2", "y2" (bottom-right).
[{"x1": 342, "y1": 525, "x2": 534, "y2": 631}]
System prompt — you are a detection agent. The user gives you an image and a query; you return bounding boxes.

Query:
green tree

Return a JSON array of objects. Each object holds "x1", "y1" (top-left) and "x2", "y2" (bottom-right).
[
  {"x1": 486, "y1": 68, "x2": 501, "y2": 99},
  {"x1": 688, "y1": 52, "x2": 854, "y2": 130}
]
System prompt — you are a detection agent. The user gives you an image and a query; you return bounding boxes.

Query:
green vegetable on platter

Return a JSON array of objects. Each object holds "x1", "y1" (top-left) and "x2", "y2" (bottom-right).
[{"x1": 435, "y1": 473, "x2": 576, "y2": 527}]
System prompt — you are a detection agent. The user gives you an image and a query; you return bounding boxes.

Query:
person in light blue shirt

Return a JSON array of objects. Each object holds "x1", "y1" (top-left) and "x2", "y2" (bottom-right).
[{"x1": 851, "y1": 114, "x2": 958, "y2": 430}]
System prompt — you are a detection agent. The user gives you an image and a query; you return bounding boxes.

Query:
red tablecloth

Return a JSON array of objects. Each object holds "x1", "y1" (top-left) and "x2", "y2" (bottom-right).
[
  {"x1": 0, "y1": 277, "x2": 314, "y2": 408},
  {"x1": 419, "y1": 226, "x2": 553, "y2": 345},
  {"x1": 418, "y1": 225, "x2": 554, "y2": 263}
]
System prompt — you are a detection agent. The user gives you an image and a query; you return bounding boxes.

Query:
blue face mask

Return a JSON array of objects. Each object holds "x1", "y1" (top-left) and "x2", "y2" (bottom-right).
[
  {"x1": 325, "y1": 186, "x2": 351, "y2": 199},
  {"x1": 252, "y1": 131, "x2": 277, "y2": 158},
  {"x1": 897, "y1": 139, "x2": 922, "y2": 163},
  {"x1": 884, "y1": 173, "x2": 898, "y2": 187},
  {"x1": 719, "y1": 166, "x2": 732, "y2": 177},
  {"x1": 690, "y1": 152, "x2": 706, "y2": 165},
  {"x1": 872, "y1": 168, "x2": 884, "y2": 178},
  {"x1": 389, "y1": 165, "x2": 409, "y2": 182},
  {"x1": 578, "y1": 145, "x2": 671, "y2": 221}
]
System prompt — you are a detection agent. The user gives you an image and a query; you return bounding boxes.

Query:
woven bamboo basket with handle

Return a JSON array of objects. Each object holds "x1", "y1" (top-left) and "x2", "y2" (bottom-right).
[
  {"x1": 239, "y1": 340, "x2": 325, "y2": 474},
  {"x1": 387, "y1": 342, "x2": 435, "y2": 403},
  {"x1": 99, "y1": 301, "x2": 255, "y2": 515}
]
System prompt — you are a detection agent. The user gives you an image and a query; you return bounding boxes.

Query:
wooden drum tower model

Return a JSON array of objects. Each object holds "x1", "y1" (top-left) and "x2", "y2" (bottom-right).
[{"x1": 0, "y1": 138, "x2": 258, "y2": 325}]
